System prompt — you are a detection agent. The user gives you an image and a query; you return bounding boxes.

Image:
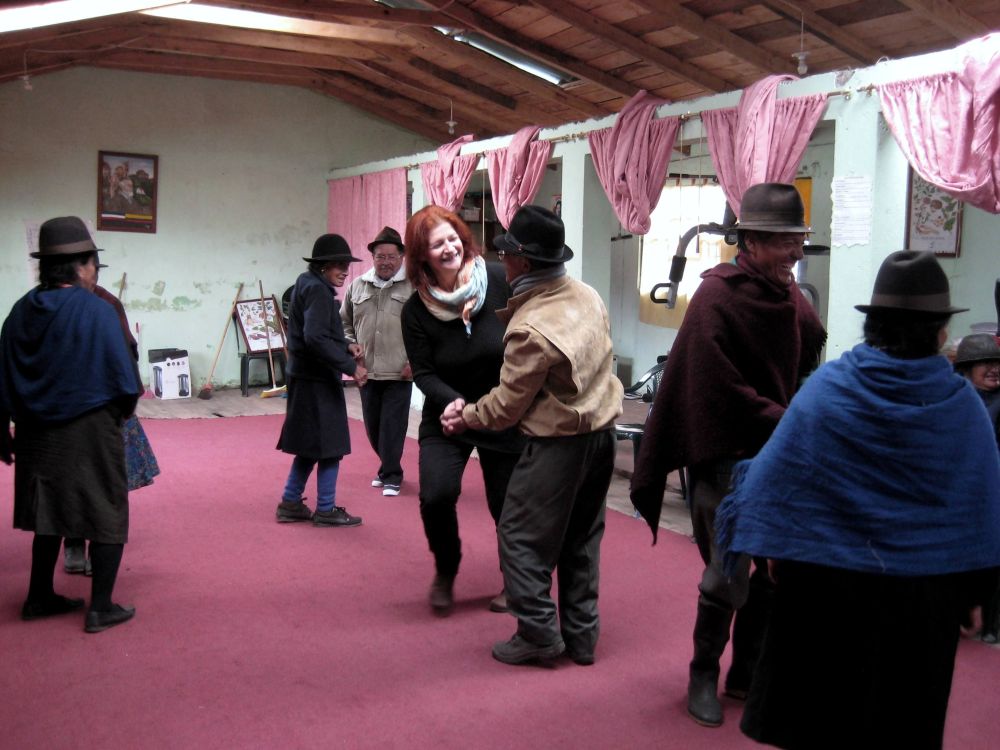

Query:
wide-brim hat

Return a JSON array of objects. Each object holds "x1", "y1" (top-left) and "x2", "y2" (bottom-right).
[
  {"x1": 855, "y1": 250, "x2": 968, "y2": 315},
  {"x1": 737, "y1": 183, "x2": 812, "y2": 233},
  {"x1": 367, "y1": 226, "x2": 404, "y2": 253},
  {"x1": 954, "y1": 333, "x2": 1000, "y2": 365},
  {"x1": 31, "y1": 216, "x2": 102, "y2": 259},
  {"x1": 493, "y1": 205, "x2": 573, "y2": 263},
  {"x1": 303, "y1": 233, "x2": 361, "y2": 263}
]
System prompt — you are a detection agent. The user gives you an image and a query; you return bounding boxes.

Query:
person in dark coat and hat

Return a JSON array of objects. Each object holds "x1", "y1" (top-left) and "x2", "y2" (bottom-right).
[
  {"x1": 715, "y1": 250, "x2": 1000, "y2": 749},
  {"x1": 631, "y1": 183, "x2": 827, "y2": 727},
  {"x1": 275, "y1": 234, "x2": 367, "y2": 527},
  {"x1": 0, "y1": 216, "x2": 143, "y2": 633}
]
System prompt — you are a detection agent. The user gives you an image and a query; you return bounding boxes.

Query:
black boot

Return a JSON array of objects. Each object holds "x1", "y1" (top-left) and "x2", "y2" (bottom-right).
[
  {"x1": 724, "y1": 565, "x2": 775, "y2": 699},
  {"x1": 687, "y1": 600, "x2": 734, "y2": 727}
]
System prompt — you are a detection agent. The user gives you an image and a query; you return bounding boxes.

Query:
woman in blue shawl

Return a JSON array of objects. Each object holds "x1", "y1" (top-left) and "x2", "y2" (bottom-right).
[
  {"x1": 716, "y1": 251, "x2": 1000, "y2": 749},
  {"x1": 0, "y1": 217, "x2": 143, "y2": 634}
]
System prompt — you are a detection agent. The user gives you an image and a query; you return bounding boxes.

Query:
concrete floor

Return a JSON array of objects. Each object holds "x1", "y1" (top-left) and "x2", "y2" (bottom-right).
[{"x1": 137, "y1": 384, "x2": 694, "y2": 539}]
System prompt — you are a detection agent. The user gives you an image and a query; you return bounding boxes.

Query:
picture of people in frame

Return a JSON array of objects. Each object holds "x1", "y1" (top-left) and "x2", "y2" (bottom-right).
[{"x1": 98, "y1": 151, "x2": 158, "y2": 233}]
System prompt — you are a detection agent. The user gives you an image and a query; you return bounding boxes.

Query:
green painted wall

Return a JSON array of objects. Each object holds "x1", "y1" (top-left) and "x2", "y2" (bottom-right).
[{"x1": 0, "y1": 67, "x2": 433, "y2": 390}]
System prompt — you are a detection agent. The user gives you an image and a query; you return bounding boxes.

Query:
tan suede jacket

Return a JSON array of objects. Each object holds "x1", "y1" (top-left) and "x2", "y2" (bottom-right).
[
  {"x1": 341, "y1": 268, "x2": 413, "y2": 380},
  {"x1": 462, "y1": 275, "x2": 623, "y2": 437}
]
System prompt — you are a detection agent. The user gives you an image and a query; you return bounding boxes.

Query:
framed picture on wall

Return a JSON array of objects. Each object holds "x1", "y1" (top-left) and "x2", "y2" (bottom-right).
[
  {"x1": 234, "y1": 296, "x2": 285, "y2": 353},
  {"x1": 905, "y1": 169, "x2": 962, "y2": 257},
  {"x1": 98, "y1": 151, "x2": 158, "y2": 233}
]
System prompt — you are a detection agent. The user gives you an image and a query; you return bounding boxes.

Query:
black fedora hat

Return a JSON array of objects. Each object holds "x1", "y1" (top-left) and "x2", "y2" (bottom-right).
[
  {"x1": 954, "y1": 333, "x2": 1000, "y2": 366},
  {"x1": 737, "y1": 183, "x2": 811, "y2": 233},
  {"x1": 855, "y1": 250, "x2": 968, "y2": 315},
  {"x1": 493, "y1": 205, "x2": 574, "y2": 263},
  {"x1": 303, "y1": 233, "x2": 361, "y2": 264},
  {"x1": 367, "y1": 226, "x2": 404, "y2": 254},
  {"x1": 32, "y1": 216, "x2": 102, "y2": 259}
]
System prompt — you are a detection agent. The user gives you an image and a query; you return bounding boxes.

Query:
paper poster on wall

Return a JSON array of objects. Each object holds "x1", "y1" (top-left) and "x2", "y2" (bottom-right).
[{"x1": 831, "y1": 176, "x2": 872, "y2": 247}]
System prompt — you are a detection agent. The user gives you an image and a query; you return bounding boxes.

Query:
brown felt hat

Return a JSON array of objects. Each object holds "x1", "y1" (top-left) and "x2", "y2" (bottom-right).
[
  {"x1": 367, "y1": 226, "x2": 404, "y2": 253},
  {"x1": 855, "y1": 250, "x2": 968, "y2": 315},
  {"x1": 32, "y1": 216, "x2": 102, "y2": 259},
  {"x1": 737, "y1": 183, "x2": 811, "y2": 233}
]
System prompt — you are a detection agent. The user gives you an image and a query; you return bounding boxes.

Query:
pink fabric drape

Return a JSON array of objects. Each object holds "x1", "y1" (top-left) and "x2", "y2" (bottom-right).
[
  {"x1": 326, "y1": 167, "x2": 407, "y2": 287},
  {"x1": 588, "y1": 90, "x2": 680, "y2": 234},
  {"x1": 419, "y1": 135, "x2": 479, "y2": 213},
  {"x1": 879, "y1": 33, "x2": 1000, "y2": 214},
  {"x1": 703, "y1": 75, "x2": 827, "y2": 217},
  {"x1": 486, "y1": 126, "x2": 554, "y2": 228}
]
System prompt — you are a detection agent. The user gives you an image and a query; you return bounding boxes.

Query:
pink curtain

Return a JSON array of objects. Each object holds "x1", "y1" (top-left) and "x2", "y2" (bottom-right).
[
  {"x1": 326, "y1": 167, "x2": 408, "y2": 287},
  {"x1": 486, "y1": 125, "x2": 554, "y2": 228},
  {"x1": 419, "y1": 135, "x2": 479, "y2": 213},
  {"x1": 588, "y1": 90, "x2": 680, "y2": 234},
  {"x1": 703, "y1": 75, "x2": 827, "y2": 217},
  {"x1": 879, "y1": 33, "x2": 1000, "y2": 214}
]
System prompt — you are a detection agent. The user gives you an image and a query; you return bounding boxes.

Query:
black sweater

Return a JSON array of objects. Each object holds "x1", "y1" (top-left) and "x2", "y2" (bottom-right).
[{"x1": 401, "y1": 262, "x2": 524, "y2": 452}]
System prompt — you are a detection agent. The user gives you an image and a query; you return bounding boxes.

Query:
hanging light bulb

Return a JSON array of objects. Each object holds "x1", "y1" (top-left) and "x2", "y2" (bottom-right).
[
  {"x1": 20, "y1": 51, "x2": 31, "y2": 91},
  {"x1": 446, "y1": 99, "x2": 457, "y2": 135},
  {"x1": 792, "y1": 14, "x2": 809, "y2": 76}
]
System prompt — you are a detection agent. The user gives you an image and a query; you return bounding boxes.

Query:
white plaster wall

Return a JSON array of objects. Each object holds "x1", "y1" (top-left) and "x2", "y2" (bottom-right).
[{"x1": 0, "y1": 67, "x2": 432, "y2": 389}]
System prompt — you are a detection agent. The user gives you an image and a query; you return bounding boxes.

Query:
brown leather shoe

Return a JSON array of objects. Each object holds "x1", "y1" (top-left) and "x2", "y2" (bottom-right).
[
  {"x1": 488, "y1": 589, "x2": 508, "y2": 613},
  {"x1": 429, "y1": 574, "x2": 454, "y2": 615}
]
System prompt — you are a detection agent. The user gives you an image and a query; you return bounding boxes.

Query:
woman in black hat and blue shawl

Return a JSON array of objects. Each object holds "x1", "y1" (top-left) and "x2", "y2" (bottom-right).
[
  {"x1": 716, "y1": 251, "x2": 1000, "y2": 749},
  {"x1": 0, "y1": 216, "x2": 144, "y2": 633},
  {"x1": 274, "y1": 234, "x2": 367, "y2": 527}
]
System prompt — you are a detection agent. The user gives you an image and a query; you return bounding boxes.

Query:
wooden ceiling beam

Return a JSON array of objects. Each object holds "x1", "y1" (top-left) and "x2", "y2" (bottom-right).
[
  {"x1": 120, "y1": 34, "x2": 356, "y2": 71},
  {"x1": 422, "y1": 0, "x2": 639, "y2": 100},
  {"x1": 400, "y1": 26, "x2": 610, "y2": 119},
  {"x1": 209, "y1": 0, "x2": 452, "y2": 28},
  {"x1": 138, "y1": 17, "x2": 389, "y2": 60},
  {"x1": 893, "y1": 0, "x2": 990, "y2": 40},
  {"x1": 631, "y1": 0, "x2": 797, "y2": 75},
  {"x1": 759, "y1": 0, "x2": 882, "y2": 65},
  {"x1": 528, "y1": 0, "x2": 731, "y2": 93}
]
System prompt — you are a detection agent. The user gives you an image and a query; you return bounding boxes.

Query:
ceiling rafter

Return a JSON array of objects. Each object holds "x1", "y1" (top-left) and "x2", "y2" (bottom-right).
[
  {"x1": 893, "y1": 0, "x2": 990, "y2": 40},
  {"x1": 212, "y1": 0, "x2": 451, "y2": 27},
  {"x1": 399, "y1": 25, "x2": 610, "y2": 119},
  {"x1": 758, "y1": 0, "x2": 883, "y2": 65},
  {"x1": 527, "y1": 0, "x2": 732, "y2": 94},
  {"x1": 422, "y1": 0, "x2": 639, "y2": 100},
  {"x1": 630, "y1": 0, "x2": 797, "y2": 75},
  {"x1": 120, "y1": 33, "x2": 358, "y2": 69}
]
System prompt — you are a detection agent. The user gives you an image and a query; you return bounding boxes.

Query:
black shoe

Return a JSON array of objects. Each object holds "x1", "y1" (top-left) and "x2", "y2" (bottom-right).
[
  {"x1": 311, "y1": 506, "x2": 362, "y2": 527},
  {"x1": 276, "y1": 499, "x2": 313, "y2": 523},
  {"x1": 492, "y1": 633, "x2": 565, "y2": 665},
  {"x1": 566, "y1": 649, "x2": 595, "y2": 666},
  {"x1": 687, "y1": 675, "x2": 723, "y2": 727},
  {"x1": 21, "y1": 594, "x2": 86, "y2": 621},
  {"x1": 64, "y1": 545, "x2": 86, "y2": 574},
  {"x1": 85, "y1": 604, "x2": 136, "y2": 633},
  {"x1": 429, "y1": 574, "x2": 455, "y2": 615},
  {"x1": 488, "y1": 589, "x2": 508, "y2": 613},
  {"x1": 723, "y1": 685, "x2": 749, "y2": 700}
]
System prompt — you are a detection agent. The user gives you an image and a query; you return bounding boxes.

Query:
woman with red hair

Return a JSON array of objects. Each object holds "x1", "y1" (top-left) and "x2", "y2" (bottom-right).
[{"x1": 401, "y1": 206, "x2": 524, "y2": 616}]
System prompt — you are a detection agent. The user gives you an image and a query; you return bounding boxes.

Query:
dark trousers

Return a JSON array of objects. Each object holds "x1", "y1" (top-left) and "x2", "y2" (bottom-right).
[
  {"x1": 359, "y1": 379, "x2": 413, "y2": 486},
  {"x1": 418, "y1": 436, "x2": 520, "y2": 578},
  {"x1": 689, "y1": 459, "x2": 773, "y2": 690},
  {"x1": 499, "y1": 430, "x2": 614, "y2": 652}
]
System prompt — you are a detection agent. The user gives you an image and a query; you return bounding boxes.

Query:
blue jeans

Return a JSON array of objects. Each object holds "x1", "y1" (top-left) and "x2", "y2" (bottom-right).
[{"x1": 282, "y1": 456, "x2": 340, "y2": 512}]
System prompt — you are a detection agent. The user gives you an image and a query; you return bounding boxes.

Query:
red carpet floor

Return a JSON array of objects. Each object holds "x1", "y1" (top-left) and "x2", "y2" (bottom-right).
[{"x1": 0, "y1": 414, "x2": 997, "y2": 749}]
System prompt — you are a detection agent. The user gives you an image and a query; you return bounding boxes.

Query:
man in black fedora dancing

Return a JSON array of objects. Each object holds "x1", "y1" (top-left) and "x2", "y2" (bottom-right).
[
  {"x1": 441, "y1": 205, "x2": 623, "y2": 667},
  {"x1": 631, "y1": 183, "x2": 827, "y2": 727}
]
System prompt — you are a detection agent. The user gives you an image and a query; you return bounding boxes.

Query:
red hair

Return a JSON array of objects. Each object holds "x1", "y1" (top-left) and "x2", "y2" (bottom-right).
[{"x1": 404, "y1": 205, "x2": 480, "y2": 290}]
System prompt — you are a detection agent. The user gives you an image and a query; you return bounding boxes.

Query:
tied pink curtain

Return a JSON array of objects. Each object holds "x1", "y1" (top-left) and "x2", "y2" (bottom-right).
[
  {"x1": 588, "y1": 90, "x2": 680, "y2": 234},
  {"x1": 486, "y1": 126, "x2": 554, "y2": 228},
  {"x1": 326, "y1": 168, "x2": 407, "y2": 287},
  {"x1": 879, "y1": 33, "x2": 1000, "y2": 214},
  {"x1": 420, "y1": 135, "x2": 479, "y2": 213},
  {"x1": 703, "y1": 75, "x2": 827, "y2": 217}
]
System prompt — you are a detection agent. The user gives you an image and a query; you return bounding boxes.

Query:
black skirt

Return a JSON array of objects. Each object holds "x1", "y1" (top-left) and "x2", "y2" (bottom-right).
[
  {"x1": 276, "y1": 375, "x2": 351, "y2": 460},
  {"x1": 741, "y1": 561, "x2": 978, "y2": 750},
  {"x1": 13, "y1": 405, "x2": 129, "y2": 544}
]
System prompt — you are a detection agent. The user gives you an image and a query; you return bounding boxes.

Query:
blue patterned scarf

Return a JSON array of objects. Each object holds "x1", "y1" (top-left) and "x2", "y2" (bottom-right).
[{"x1": 716, "y1": 343, "x2": 1000, "y2": 576}]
